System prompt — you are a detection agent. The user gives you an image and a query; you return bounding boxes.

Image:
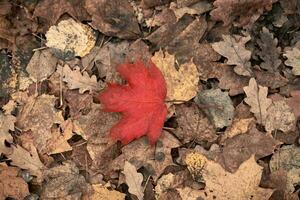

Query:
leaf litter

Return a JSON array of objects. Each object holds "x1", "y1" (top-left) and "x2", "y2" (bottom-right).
[{"x1": 0, "y1": 0, "x2": 300, "y2": 199}]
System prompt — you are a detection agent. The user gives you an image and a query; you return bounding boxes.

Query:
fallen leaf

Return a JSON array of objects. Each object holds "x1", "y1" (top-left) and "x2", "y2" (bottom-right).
[
  {"x1": 270, "y1": 145, "x2": 300, "y2": 192},
  {"x1": 46, "y1": 18, "x2": 96, "y2": 58},
  {"x1": 123, "y1": 161, "x2": 144, "y2": 200},
  {"x1": 185, "y1": 152, "x2": 207, "y2": 182},
  {"x1": 57, "y1": 64, "x2": 102, "y2": 94},
  {"x1": 195, "y1": 89, "x2": 234, "y2": 129},
  {"x1": 7, "y1": 145, "x2": 45, "y2": 182},
  {"x1": 255, "y1": 27, "x2": 281, "y2": 72},
  {"x1": 99, "y1": 61, "x2": 167, "y2": 144},
  {"x1": 0, "y1": 0, "x2": 11, "y2": 16},
  {"x1": 175, "y1": 104, "x2": 217, "y2": 144},
  {"x1": 0, "y1": 165, "x2": 29, "y2": 200},
  {"x1": 152, "y1": 50, "x2": 199, "y2": 102},
  {"x1": 2, "y1": 99, "x2": 16, "y2": 115},
  {"x1": 0, "y1": 113, "x2": 15, "y2": 154},
  {"x1": 215, "y1": 127, "x2": 280, "y2": 172},
  {"x1": 284, "y1": 44, "x2": 300, "y2": 76},
  {"x1": 286, "y1": 90, "x2": 300, "y2": 119},
  {"x1": 16, "y1": 95, "x2": 65, "y2": 154},
  {"x1": 243, "y1": 78, "x2": 272, "y2": 125},
  {"x1": 221, "y1": 118, "x2": 254, "y2": 141},
  {"x1": 210, "y1": 0, "x2": 277, "y2": 26},
  {"x1": 26, "y1": 49, "x2": 58, "y2": 82},
  {"x1": 170, "y1": 0, "x2": 213, "y2": 20},
  {"x1": 41, "y1": 161, "x2": 88, "y2": 199},
  {"x1": 212, "y1": 34, "x2": 252, "y2": 76},
  {"x1": 199, "y1": 155, "x2": 274, "y2": 200},
  {"x1": 265, "y1": 100, "x2": 296, "y2": 133},
  {"x1": 34, "y1": 0, "x2": 90, "y2": 25},
  {"x1": 111, "y1": 131, "x2": 180, "y2": 180},
  {"x1": 83, "y1": 184, "x2": 125, "y2": 200},
  {"x1": 85, "y1": 0, "x2": 141, "y2": 39}
]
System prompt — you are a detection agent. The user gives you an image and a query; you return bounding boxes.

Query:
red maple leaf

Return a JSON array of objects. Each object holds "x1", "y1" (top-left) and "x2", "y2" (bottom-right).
[{"x1": 99, "y1": 61, "x2": 167, "y2": 144}]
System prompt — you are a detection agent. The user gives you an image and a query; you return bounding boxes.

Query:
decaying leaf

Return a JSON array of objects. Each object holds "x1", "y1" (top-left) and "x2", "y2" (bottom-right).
[
  {"x1": 221, "y1": 118, "x2": 254, "y2": 141},
  {"x1": 215, "y1": 127, "x2": 280, "y2": 172},
  {"x1": 26, "y1": 49, "x2": 58, "y2": 82},
  {"x1": 41, "y1": 161, "x2": 88, "y2": 199},
  {"x1": 175, "y1": 104, "x2": 217, "y2": 144},
  {"x1": 265, "y1": 100, "x2": 296, "y2": 133},
  {"x1": 212, "y1": 34, "x2": 252, "y2": 76},
  {"x1": 210, "y1": 0, "x2": 277, "y2": 26},
  {"x1": 0, "y1": 164, "x2": 30, "y2": 200},
  {"x1": 284, "y1": 44, "x2": 300, "y2": 76},
  {"x1": 199, "y1": 155, "x2": 274, "y2": 200},
  {"x1": 46, "y1": 18, "x2": 96, "y2": 58},
  {"x1": 243, "y1": 78, "x2": 272, "y2": 125},
  {"x1": 85, "y1": 0, "x2": 141, "y2": 39},
  {"x1": 83, "y1": 184, "x2": 125, "y2": 200},
  {"x1": 123, "y1": 161, "x2": 144, "y2": 200},
  {"x1": 152, "y1": 50, "x2": 199, "y2": 102},
  {"x1": 0, "y1": 113, "x2": 15, "y2": 154},
  {"x1": 270, "y1": 145, "x2": 300, "y2": 192},
  {"x1": 195, "y1": 89, "x2": 234, "y2": 129},
  {"x1": 286, "y1": 90, "x2": 300, "y2": 119},
  {"x1": 57, "y1": 64, "x2": 103, "y2": 94}
]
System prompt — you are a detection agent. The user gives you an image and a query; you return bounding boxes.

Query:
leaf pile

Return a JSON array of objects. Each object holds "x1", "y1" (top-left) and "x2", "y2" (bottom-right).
[{"x1": 1, "y1": 0, "x2": 300, "y2": 199}]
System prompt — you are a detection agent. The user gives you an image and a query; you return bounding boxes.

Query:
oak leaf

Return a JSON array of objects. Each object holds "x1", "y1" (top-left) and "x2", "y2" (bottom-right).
[
  {"x1": 284, "y1": 44, "x2": 300, "y2": 76},
  {"x1": 243, "y1": 78, "x2": 272, "y2": 125},
  {"x1": 99, "y1": 61, "x2": 167, "y2": 144},
  {"x1": 123, "y1": 161, "x2": 144, "y2": 200},
  {"x1": 212, "y1": 34, "x2": 252, "y2": 76}
]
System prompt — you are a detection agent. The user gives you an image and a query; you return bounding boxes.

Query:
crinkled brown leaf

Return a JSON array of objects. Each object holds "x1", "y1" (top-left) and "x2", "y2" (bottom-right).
[
  {"x1": 243, "y1": 78, "x2": 272, "y2": 125},
  {"x1": 284, "y1": 44, "x2": 300, "y2": 76}
]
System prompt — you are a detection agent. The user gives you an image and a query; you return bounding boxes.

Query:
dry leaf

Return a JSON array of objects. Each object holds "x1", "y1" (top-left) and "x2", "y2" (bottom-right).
[
  {"x1": 0, "y1": 165, "x2": 30, "y2": 200},
  {"x1": 0, "y1": 113, "x2": 15, "y2": 154},
  {"x1": 270, "y1": 145, "x2": 300, "y2": 192},
  {"x1": 46, "y1": 18, "x2": 96, "y2": 58},
  {"x1": 26, "y1": 49, "x2": 58, "y2": 82},
  {"x1": 210, "y1": 0, "x2": 277, "y2": 26},
  {"x1": 265, "y1": 100, "x2": 296, "y2": 133},
  {"x1": 151, "y1": 50, "x2": 199, "y2": 102},
  {"x1": 16, "y1": 95, "x2": 66, "y2": 154},
  {"x1": 84, "y1": 184, "x2": 125, "y2": 200},
  {"x1": 221, "y1": 118, "x2": 254, "y2": 141},
  {"x1": 123, "y1": 161, "x2": 144, "y2": 200},
  {"x1": 243, "y1": 78, "x2": 272, "y2": 125},
  {"x1": 2, "y1": 100, "x2": 16, "y2": 115},
  {"x1": 198, "y1": 155, "x2": 274, "y2": 200},
  {"x1": 212, "y1": 34, "x2": 252, "y2": 76},
  {"x1": 284, "y1": 45, "x2": 300, "y2": 76},
  {"x1": 175, "y1": 104, "x2": 217, "y2": 144},
  {"x1": 85, "y1": 0, "x2": 141, "y2": 39},
  {"x1": 286, "y1": 90, "x2": 300, "y2": 119},
  {"x1": 57, "y1": 64, "x2": 103, "y2": 94},
  {"x1": 195, "y1": 89, "x2": 234, "y2": 129},
  {"x1": 7, "y1": 145, "x2": 45, "y2": 182}
]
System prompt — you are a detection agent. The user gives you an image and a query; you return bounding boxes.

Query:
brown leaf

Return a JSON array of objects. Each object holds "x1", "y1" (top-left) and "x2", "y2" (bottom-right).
[
  {"x1": 243, "y1": 78, "x2": 272, "y2": 125},
  {"x1": 0, "y1": 164, "x2": 29, "y2": 200},
  {"x1": 265, "y1": 100, "x2": 296, "y2": 133},
  {"x1": 215, "y1": 127, "x2": 280, "y2": 172},
  {"x1": 212, "y1": 34, "x2": 252, "y2": 76},
  {"x1": 64, "y1": 90, "x2": 93, "y2": 118},
  {"x1": 57, "y1": 64, "x2": 103, "y2": 94},
  {"x1": 255, "y1": 27, "x2": 281, "y2": 72},
  {"x1": 111, "y1": 131, "x2": 180, "y2": 180},
  {"x1": 221, "y1": 118, "x2": 255, "y2": 142},
  {"x1": 0, "y1": 0, "x2": 11, "y2": 16},
  {"x1": 198, "y1": 155, "x2": 274, "y2": 200},
  {"x1": 254, "y1": 70, "x2": 288, "y2": 89},
  {"x1": 34, "y1": 0, "x2": 90, "y2": 25},
  {"x1": 85, "y1": 0, "x2": 141, "y2": 39},
  {"x1": 175, "y1": 104, "x2": 217, "y2": 144},
  {"x1": 286, "y1": 90, "x2": 300, "y2": 119},
  {"x1": 0, "y1": 113, "x2": 15, "y2": 153},
  {"x1": 284, "y1": 43, "x2": 300, "y2": 76},
  {"x1": 41, "y1": 161, "x2": 88, "y2": 199},
  {"x1": 83, "y1": 184, "x2": 125, "y2": 200},
  {"x1": 210, "y1": 0, "x2": 277, "y2": 27},
  {"x1": 26, "y1": 49, "x2": 58, "y2": 82},
  {"x1": 123, "y1": 161, "x2": 144, "y2": 200}
]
